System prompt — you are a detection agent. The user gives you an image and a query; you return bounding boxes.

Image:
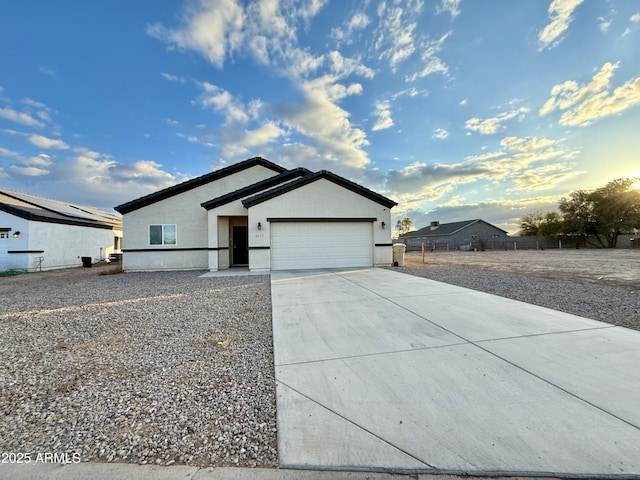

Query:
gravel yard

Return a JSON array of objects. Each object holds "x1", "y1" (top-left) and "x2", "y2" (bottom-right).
[
  {"x1": 0, "y1": 267, "x2": 277, "y2": 468},
  {"x1": 1, "y1": 250, "x2": 638, "y2": 471},
  {"x1": 394, "y1": 250, "x2": 640, "y2": 331}
]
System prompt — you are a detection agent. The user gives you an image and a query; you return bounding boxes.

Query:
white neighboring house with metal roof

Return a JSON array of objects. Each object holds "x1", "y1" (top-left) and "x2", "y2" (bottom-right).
[
  {"x1": 115, "y1": 157, "x2": 397, "y2": 272},
  {"x1": 0, "y1": 188, "x2": 122, "y2": 272}
]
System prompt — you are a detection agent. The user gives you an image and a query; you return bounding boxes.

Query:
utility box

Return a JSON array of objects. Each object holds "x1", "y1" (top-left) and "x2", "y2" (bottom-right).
[{"x1": 392, "y1": 243, "x2": 406, "y2": 267}]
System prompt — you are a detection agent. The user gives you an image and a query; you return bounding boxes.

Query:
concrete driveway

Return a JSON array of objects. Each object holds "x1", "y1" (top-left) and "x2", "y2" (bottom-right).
[{"x1": 270, "y1": 268, "x2": 640, "y2": 477}]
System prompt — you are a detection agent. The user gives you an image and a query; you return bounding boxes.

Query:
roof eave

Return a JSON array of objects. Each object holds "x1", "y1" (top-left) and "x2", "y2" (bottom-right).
[
  {"x1": 115, "y1": 156, "x2": 287, "y2": 214},
  {"x1": 200, "y1": 168, "x2": 312, "y2": 210},
  {"x1": 242, "y1": 171, "x2": 397, "y2": 209}
]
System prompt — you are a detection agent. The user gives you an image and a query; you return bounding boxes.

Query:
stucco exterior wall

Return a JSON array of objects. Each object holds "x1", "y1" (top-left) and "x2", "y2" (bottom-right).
[
  {"x1": 122, "y1": 165, "x2": 277, "y2": 271},
  {"x1": 29, "y1": 222, "x2": 121, "y2": 270},
  {"x1": 0, "y1": 212, "x2": 29, "y2": 271},
  {"x1": 0, "y1": 209, "x2": 121, "y2": 271},
  {"x1": 247, "y1": 179, "x2": 393, "y2": 270}
]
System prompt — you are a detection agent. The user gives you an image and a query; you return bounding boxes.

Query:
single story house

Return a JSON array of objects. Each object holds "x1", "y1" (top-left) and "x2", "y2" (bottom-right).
[
  {"x1": 0, "y1": 188, "x2": 122, "y2": 272},
  {"x1": 114, "y1": 157, "x2": 397, "y2": 272},
  {"x1": 399, "y1": 219, "x2": 508, "y2": 251}
]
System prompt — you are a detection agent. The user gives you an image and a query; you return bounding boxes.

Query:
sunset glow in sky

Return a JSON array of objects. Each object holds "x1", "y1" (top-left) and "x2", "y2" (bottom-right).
[{"x1": 1, "y1": 0, "x2": 639, "y2": 233}]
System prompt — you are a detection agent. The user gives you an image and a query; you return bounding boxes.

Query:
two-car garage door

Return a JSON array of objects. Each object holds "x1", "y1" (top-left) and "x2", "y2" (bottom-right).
[{"x1": 270, "y1": 222, "x2": 373, "y2": 270}]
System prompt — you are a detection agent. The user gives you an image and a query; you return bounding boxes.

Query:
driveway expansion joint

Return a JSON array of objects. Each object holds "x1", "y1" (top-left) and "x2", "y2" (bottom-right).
[
  {"x1": 274, "y1": 340, "x2": 471, "y2": 367},
  {"x1": 276, "y1": 378, "x2": 437, "y2": 471},
  {"x1": 271, "y1": 268, "x2": 640, "y2": 475}
]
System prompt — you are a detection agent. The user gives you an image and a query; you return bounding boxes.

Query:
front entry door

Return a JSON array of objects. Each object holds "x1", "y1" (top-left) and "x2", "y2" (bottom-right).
[{"x1": 231, "y1": 226, "x2": 248, "y2": 265}]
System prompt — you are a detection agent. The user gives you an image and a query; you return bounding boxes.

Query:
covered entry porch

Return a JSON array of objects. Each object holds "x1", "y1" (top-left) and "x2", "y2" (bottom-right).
[{"x1": 207, "y1": 215, "x2": 249, "y2": 270}]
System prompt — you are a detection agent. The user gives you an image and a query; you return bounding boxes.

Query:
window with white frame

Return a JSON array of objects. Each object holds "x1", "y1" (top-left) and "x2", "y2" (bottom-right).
[
  {"x1": 149, "y1": 224, "x2": 176, "y2": 245},
  {"x1": 0, "y1": 232, "x2": 8, "y2": 239}
]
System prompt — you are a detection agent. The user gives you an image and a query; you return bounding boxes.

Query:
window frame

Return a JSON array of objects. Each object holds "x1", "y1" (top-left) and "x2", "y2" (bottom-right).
[{"x1": 149, "y1": 224, "x2": 177, "y2": 246}]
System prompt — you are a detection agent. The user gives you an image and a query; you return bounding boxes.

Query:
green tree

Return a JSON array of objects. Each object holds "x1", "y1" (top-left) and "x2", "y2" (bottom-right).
[
  {"x1": 519, "y1": 212, "x2": 543, "y2": 236},
  {"x1": 559, "y1": 189, "x2": 596, "y2": 244},
  {"x1": 539, "y1": 212, "x2": 564, "y2": 237},
  {"x1": 519, "y1": 211, "x2": 563, "y2": 237},
  {"x1": 395, "y1": 217, "x2": 413, "y2": 237},
  {"x1": 589, "y1": 178, "x2": 640, "y2": 247},
  {"x1": 560, "y1": 178, "x2": 640, "y2": 248}
]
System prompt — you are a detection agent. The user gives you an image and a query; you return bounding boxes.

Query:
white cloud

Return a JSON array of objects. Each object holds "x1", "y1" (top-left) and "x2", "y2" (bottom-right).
[
  {"x1": 197, "y1": 81, "x2": 250, "y2": 125},
  {"x1": 21, "y1": 98, "x2": 48, "y2": 109},
  {"x1": 7, "y1": 153, "x2": 54, "y2": 177},
  {"x1": 296, "y1": 0, "x2": 330, "y2": 23},
  {"x1": 59, "y1": 149, "x2": 189, "y2": 209},
  {"x1": 465, "y1": 106, "x2": 530, "y2": 134},
  {"x1": 402, "y1": 196, "x2": 562, "y2": 236},
  {"x1": 147, "y1": 0, "x2": 244, "y2": 68},
  {"x1": 435, "y1": 0, "x2": 461, "y2": 18},
  {"x1": 432, "y1": 128, "x2": 449, "y2": 139},
  {"x1": 328, "y1": 50, "x2": 374, "y2": 79},
  {"x1": 391, "y1": 87, "x2": 425, "y2": 100},
  {"x1": 405, "y1": 31, "x2": 451, "y2": 82},
  {"x1": 147, "y1": 0, "x2": 372, "y2": 170},
  {"x1": 28, "y1": 134, "x2": 69, "y2": 150},
  {"x1": 598, "y1": 17, "x2": 612, "y2": 33},
  {"x1": 240, "y1": 121, "x2": 285, "y2": 147},
  {"x1": 622, "y1": 13, "x2": 640, "y2": 37},
  {"x1": 538, "y1": 0, "x2": 585, "y2": 50},
  {"x1": 459, "y1": 99, "x2": 468, "y2": 106},
  {"x1": 331, "y1": 11, "x2": 370, "y2": 44},
  {"x1": 9, "y1": 165, "x2": 50, "y2": 177},
  {"x1": 161, "y1": 72, "x2": 187, "y2": 83},
  {"x1": 146, "y1": 0, "x2": 327, "y2": 79},
  {"x1": 220, "y1": 121, "x2": 286, "y2": 159},
  {"x1": 385, "y1": 135, "x2": 580, "y2": 211},
  {"x1": 38, "y1": 66, "x2": 56, "y2": 77},
  {"x1": 287, "y1": 49, "x2": 327, "y2": 80},
  {"x1": 0, "y1": 147, "x2": 20, "y2": 157},
  {"x1": 276, "y1": 76, "x2": 370, "y2": 168},
  {"x1": 0, "y1": 107, "x2": 45, "y2": 128},
  {"x1": 539, "y1": 61, "x2": 640, "y2": 126},
  {"x1": 374, "y1": 1, "x2": 421, "y2": 71},
  {"x1": 511, "y1": 163, "x2": 584, "y2": 190},
  {"x1": 372, "y1": 100, "x2": 394, "y2": 131}
]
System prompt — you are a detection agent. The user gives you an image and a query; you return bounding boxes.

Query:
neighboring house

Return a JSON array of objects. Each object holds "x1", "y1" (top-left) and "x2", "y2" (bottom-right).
[
  {"x1": 0, "y1": 188, "x2": 122, "y2": 272},
  {"x1": 399, "y1": 219, "x2": 508, "y2": 251},
  {"x1": 114, "y1": 157, "x2": 397, "y2": 272}
]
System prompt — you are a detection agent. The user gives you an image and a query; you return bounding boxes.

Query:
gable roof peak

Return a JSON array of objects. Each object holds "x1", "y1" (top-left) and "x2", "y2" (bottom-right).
[
  {"x1": 242, "y1": 169, "x2": 397, "y2": 209},
  {"x1": 115, "y1": 156, "x2": 286, "y2": 214}
]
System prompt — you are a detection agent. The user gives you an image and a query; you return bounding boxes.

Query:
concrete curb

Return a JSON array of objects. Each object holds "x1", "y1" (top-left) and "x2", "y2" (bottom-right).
[{"x1": 0, "y1": 463, "x2": 617, "y2": 480}]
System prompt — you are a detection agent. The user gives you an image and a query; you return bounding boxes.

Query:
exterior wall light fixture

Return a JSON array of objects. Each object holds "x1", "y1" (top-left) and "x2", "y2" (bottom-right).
[
  {"x1": 381, "y1": 222, "x2": 386, "y2": 229},
  {"x1": 257, "y1": 222, "x2": 262, "y2": 230},
  {"x1": 13, "y1": 231, "x2": 21, "y2": 238}
]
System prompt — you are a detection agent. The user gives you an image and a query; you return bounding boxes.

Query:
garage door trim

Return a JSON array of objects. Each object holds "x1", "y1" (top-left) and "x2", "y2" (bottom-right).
[
  {"x1": 270, "y1": 221, "x2": 374, "y2": 270},
  {"x1": 267, "y1": 217, "x2": 377, "y2": 222}
]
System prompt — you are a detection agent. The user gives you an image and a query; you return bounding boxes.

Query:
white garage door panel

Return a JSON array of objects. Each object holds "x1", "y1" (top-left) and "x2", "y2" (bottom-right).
[{"x1": 271, "y1": 222, "x2": 372, "y2": 270}]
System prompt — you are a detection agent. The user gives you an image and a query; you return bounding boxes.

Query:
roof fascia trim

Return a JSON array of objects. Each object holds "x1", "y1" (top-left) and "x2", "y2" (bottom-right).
[
  {"x1": 115, "y1": 157, "x2": 286, "y2": 214},
  {"x1": 242, "y1": 171, "x2": 397, "y2": 209}
]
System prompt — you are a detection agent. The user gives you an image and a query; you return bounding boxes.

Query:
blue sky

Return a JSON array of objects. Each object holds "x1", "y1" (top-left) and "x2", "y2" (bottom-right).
[{"x1": 1, "y1": 0, "x2": 639, "y2": 234}]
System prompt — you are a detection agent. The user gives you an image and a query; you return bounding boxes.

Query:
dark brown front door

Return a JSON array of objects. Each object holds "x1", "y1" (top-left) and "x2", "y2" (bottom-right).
[{"x1": 232, "y1": 226, "x2": 248, "y2": 265}]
